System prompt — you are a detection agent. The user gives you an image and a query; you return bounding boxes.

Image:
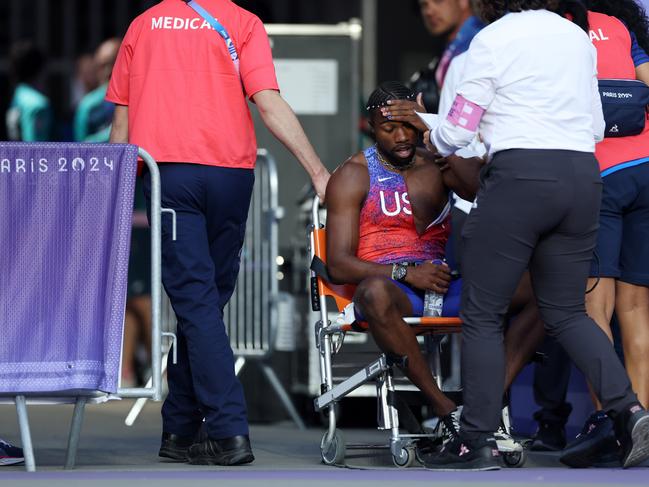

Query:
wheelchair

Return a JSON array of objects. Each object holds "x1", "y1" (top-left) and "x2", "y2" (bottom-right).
[{"x1": 308, "y1": 196, "x2": 526, "y2": 468}]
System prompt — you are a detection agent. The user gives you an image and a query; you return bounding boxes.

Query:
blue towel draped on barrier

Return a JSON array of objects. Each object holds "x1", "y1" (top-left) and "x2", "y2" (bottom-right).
[{"x1": 0, "y1": 143, "x2": 137, "y2": 394}]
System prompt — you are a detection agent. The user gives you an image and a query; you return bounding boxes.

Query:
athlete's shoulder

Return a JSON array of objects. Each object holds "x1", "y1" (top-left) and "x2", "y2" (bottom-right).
[
  {"x1": 336, "y1": 150, "x2": 367, "y2": 171},
  {"x1": 414, "y1": 147, "x2": 440, "y2": 168},
  {"x1": 328, "y1": 151, "x2": 369, "y2": 196}
]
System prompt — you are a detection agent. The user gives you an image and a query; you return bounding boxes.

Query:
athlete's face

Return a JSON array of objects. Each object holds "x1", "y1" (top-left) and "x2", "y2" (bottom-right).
[
  {"x1": 419, "y1": 0, "x2": 468, "y2": 37},
  {"x1": 370, "y1": 110, "x2": 419, "y2": 165}
]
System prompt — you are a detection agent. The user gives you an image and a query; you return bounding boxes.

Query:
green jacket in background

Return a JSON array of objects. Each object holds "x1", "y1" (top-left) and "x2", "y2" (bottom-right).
[
  {"x1": 6, "y1": 83, "x2": 53, "y2": 142},
  {"x1": 74, "y1": 83, "x2": 114, "y2": 142}
]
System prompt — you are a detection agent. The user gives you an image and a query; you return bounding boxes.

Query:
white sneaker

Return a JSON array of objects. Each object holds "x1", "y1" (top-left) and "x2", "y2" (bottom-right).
[{"x1": 494, "y1": 425, "x2": 523, "y2": 453}]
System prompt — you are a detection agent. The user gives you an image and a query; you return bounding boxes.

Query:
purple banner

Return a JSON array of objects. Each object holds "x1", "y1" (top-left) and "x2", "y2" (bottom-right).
[{"x1": 0, "y1": 143, "x2": 137, "y2": 394}]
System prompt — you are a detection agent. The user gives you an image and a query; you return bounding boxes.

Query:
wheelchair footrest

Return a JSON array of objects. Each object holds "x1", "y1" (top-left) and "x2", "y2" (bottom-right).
[{"x1": 315, "y1": 355, "x2": 390, "y2": 411}]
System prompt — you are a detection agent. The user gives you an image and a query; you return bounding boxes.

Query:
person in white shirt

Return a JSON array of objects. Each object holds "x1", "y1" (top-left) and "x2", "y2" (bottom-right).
[{"x1": 421, "y1": 0, "x2": 649, "y2": 471}]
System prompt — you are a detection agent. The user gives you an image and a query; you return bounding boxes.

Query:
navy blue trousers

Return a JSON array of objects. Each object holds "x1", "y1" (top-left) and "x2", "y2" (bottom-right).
[{"x1": 144, "y1": 163, "x2": 254, "y2": 440}]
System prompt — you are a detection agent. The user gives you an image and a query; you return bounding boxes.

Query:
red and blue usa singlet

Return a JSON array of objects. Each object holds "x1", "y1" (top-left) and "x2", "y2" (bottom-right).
[{"x1": 356, "y1": 145, "x2": 451, "y2": 265}]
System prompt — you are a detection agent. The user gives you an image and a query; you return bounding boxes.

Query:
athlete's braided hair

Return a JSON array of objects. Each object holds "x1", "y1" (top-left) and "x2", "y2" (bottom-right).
[{"x1": 366, "y1": 81, "x2": 416, "y2": 112}]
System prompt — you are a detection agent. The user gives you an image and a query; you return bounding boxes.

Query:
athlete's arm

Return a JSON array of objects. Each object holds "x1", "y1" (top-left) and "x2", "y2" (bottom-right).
[
  {"x1": 437, "y1": 154, "x2": 483, "y2": 201},
  {"x1": 325, "y1": 159, "x2": 392, "y2": 285},
  {"x1": 429, "y1": 36, "x2": 496, "y2": 156},
  {"x1": 109, "y1": 104, "x2": 129, "y2": 143},
  {"x1": 252, "y1": 89, "x2": 330, "y2": 202}
]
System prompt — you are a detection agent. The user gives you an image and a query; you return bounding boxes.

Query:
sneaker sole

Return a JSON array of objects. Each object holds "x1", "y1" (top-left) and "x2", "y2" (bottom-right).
[
  {"x1": 559, "y1": 435, "x2": 617, "y2": 468},
  {"x1": 424, "y1": 463, "x2": 501, "y2": 472},
  {"x1": 495, "y1": 441, "x2": 524, "y2": 453},
  {"x1": 623, "y1": 415, "x2": 649, "y2": 468},
  {"x1": 188, "y1": 452, "x2": 254, "y2": 466}
]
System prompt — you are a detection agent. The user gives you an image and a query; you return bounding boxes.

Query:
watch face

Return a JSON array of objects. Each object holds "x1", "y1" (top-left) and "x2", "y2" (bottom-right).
[{"x1": 394, "y1": 264, "x2": 407, "y2": 281}]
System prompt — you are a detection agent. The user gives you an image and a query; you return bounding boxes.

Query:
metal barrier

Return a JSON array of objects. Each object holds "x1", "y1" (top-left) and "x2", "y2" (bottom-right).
[
  {"x1": 126, "y1": 149, "x2": 305, "y2": 429},
  {"x1": 226, "y1": 148, "x2": 280, "y2": 358},
  {"x1": 228, "y1": 149, "x2": 304, "y2": 428},
  {"x1": 2, "y1": 145, "x2": 166, "y2": 472}
]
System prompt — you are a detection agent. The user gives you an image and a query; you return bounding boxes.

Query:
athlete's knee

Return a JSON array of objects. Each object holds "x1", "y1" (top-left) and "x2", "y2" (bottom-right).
[
  {"x1": 354, "y1": 276, "x2": 395, "y2": 318},
  {"x1": 622, "y1": 333, "x2": 649, "y2": 356}
]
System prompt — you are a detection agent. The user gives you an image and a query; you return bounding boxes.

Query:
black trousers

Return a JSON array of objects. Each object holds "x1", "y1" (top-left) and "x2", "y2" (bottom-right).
[
  {"x1": 533, "y1": 337, "x2": 572, "y2": 426},
  {"x1": 459, "y1": 149, "x2": 637, "y2": 437}
]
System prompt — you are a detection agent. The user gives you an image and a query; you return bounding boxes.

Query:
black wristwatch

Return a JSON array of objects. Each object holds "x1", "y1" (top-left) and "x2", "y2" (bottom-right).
[{"x1": 391, "y1": 263, "x2": 408, "y2": 282}]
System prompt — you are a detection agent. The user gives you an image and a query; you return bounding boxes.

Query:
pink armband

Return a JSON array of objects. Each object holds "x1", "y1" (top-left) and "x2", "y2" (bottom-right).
[{"x1": 447, "y1": 95, "x2": 484, "y2": 132}]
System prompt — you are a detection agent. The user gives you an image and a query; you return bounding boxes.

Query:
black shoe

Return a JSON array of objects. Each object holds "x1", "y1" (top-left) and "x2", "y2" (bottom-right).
[
  {"x1": 416, "y1": 437, "x2": 442, "y2": 464},
  {"x1": 423, "y1": 435, "x2": 500, "y2": 471},
  {"x1": 614, "y1": 404, "x2": 649, "y2": 468},
  {"x1": 187, "y1": 435, "x2": 254, "y2": 466},
  {"x1": 560, "y1": 410, "x2": 613, "y2": 468},
  {"x1": 416, "y1": 409, "x2": 460, "y2": 464},
  {"x1": 590, "y1": 442, "x2": 623, "y2": 468},
  {"x1": 159, "y1": 432, "x2": 194, "y2": 462},
  {"x1": 529, "y1": 422, "x2": 566, "y2": 452},
  {"x1": 0, "y1": 439, "x2": 24, "y2": 466}
]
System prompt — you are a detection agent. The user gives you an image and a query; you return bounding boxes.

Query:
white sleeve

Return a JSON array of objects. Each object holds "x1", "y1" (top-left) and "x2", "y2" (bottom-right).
[
  {"x1": 438, "y1": 54, "x2": 466, "y2": 117},
  {"x1": 591, "y1": 63, "x2": 605, "y2": 142},
  {"x1": 431, "y1": 35, "x2": 498, "y2": 156},
  {"x1": 438, "y1": 53, "x2": 487, "y2": 159}
]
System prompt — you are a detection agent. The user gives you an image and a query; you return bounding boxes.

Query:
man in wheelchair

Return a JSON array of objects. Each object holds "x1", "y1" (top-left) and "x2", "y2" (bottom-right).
[{"x1": 324, "y1": 81, "x2": 545, "y2": 455}]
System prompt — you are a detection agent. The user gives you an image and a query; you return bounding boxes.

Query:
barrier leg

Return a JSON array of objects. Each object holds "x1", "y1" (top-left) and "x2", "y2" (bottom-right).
[
  {"x1": 234, "y1": 356, "x2": 246, "y2": 376},
  {"x1": 15, "y1": 395, "x2": 35, "y2": 472},
  {"x1": 260, "y1": 363, "x2": 306, "y2": 430},
  {"x1": 65, "y1": 396, "x2": 87, "y2": 469},
  {"x1": 125, "y1": 352, "x2": 169, "y2": 426}
]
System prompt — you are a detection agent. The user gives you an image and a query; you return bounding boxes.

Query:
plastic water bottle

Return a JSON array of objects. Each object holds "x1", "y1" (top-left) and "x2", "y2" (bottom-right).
[{"x1": 423, "y1": 259, "x2": 445, "y2": 317}]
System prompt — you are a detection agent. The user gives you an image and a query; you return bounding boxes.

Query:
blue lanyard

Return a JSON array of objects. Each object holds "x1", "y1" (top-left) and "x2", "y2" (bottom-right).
[{"x1": 184, "y1": 0, "x2": 240, "y2": 75}]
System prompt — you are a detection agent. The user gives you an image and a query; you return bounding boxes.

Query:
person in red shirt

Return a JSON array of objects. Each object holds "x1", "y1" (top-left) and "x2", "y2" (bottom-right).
[{"x1": 107, "y1": 0, "x2": 329, "y2": 466}]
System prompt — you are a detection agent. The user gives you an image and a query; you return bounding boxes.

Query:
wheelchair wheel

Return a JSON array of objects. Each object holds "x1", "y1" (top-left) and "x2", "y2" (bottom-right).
[
  {"x1": 502, "y1": 449, "x2": 526, "y2": 468},
  {"x1": 392, "y1": 446, "x2": 416, "y2": 468},
  {"x1": 320, "y1": 429, "x2": 345, "y2": 466}
]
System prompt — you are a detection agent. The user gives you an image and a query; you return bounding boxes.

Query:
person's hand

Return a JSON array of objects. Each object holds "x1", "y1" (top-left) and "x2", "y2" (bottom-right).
[
  {"x1": 443, "y1": 154, "x2": 487, "y2": 174},
  {"x1": 423, "y1": 130, "x2": 438, "y2": 154},
  {"x1": 381, "y1": 93, "x2": 428, "y2": 132},
  {"x1": 312, "y1": 169, "x2": 331, "y2": 203},
  {"x1": 434, "y1": 155, "x2": 450, "y2": 172},
  {"x1": 404, "y1": 261, "x2": 451, "y2": 294},
  {"x1": 436, "y1": 154, "x2": 473, "y2": 172}
]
